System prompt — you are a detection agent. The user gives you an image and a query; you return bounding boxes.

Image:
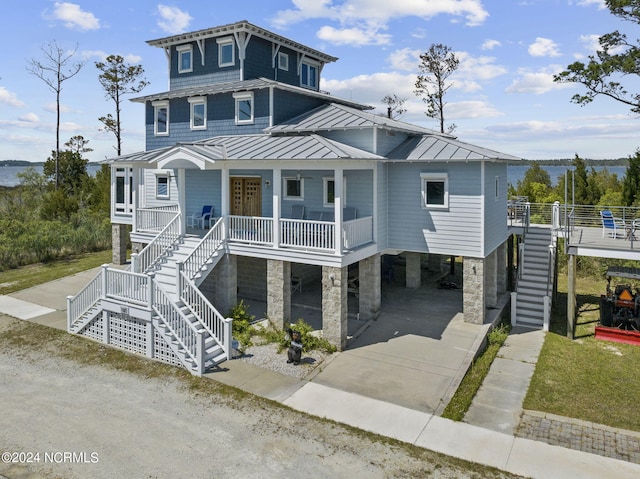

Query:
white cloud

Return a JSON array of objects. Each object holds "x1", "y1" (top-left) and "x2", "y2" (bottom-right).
[
  {"x1": 576, "y1": 0, "x2": 606, "y2": 9},
  {"x1": 157, "y1": 5, "x2": 192, "y2": 34},
  {"x1": 386, "y1": 48, "x2": 422, "y2": 72},
  {"x1": 51, "y1": 2, "x2": 100, "y2": 31},
  {"x1": 506, "y1": 65, "x2": 573, "y2": 94},
  {"x1": 82, "y1": 50, "x2": 143, "y2": 64},
  {"x1": 272, "y1": 0, "x2": 489, "y2": 44},
  {"x1": 579, "y1": 34, "x2": 601, "y2": 54},
  {"x1": 528, "y1": 37, "x2": 561, "y2": 57},
  {"x1": 0, "y1": 87, "x2": 24, "y2": 107},
  {"x1": 481, "y1": 39, "x2": 501, "y2": 51},
  {"x1": 447, "y1": 100, "x2": 503, "y2": 120},
  {"x1": 317, "y1": 24, "x2": 391, "y2": 46},
  {"x1": 18, "y1": 113, "x2": 39, "y2": 123},
  {"x1": 456, "y1": 52, "x2": 508, "y2": 82}
]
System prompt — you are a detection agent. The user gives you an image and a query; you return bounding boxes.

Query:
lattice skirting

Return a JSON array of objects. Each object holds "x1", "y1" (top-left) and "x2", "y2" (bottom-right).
[{"x1": 80, "y1": 311, "x2": 184, "y2": 370}]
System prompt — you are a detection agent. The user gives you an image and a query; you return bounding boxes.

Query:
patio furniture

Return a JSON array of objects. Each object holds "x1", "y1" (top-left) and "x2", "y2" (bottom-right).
[
  {"x1": 188, "y1": 205, "x2": 214, "y2": 229},
  {"x1": 600, "y1": 210, "x2": 626, "y2": 238},
  {"x1": 291, "y1": 274, "x2": 302, "y2": 294},
  {"x1": 343, "y1": 206, "x2": 357, "y2": 221},
  {"x1": 290, "y1": 204, "x2": 305, "y2": 219}
]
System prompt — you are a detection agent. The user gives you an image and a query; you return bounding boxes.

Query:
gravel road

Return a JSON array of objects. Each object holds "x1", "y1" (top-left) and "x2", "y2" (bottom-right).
[{"x1": 0, "y1": 316, "x2": 517, "y2": 479}]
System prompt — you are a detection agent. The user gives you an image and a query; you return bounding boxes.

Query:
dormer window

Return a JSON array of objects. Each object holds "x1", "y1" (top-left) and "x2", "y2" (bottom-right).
[
  {"x1": 301, "y1": 60, "x2": 318, "y2": 89},
  {"x1": 177, "y1": 45, "x2": 192, "y2": 73},
  {"x1": 153, "y1": 101, "x2": 169, "y2": 136},
  {"x1": 233, "y1": 92, "x2": 253, "y2": 124},
  {"x1": 278, "y1": 52, "x2": 289, "y2": 71},
  {"x1": 188, "y1": 97, "x2": 207, "y2": 130},
  {"x1": 217, "y1": 37, "x2": 235, "y2": 67}
]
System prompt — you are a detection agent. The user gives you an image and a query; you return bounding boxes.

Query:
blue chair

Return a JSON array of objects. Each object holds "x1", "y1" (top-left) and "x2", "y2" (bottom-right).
[
  {"x1": 290, "y1": 204, "x2": 305, "y2": 219},
  {"x1": 600, "y1": 210, "x2": 625, "y2": 238},
  {"x1": 188, "y1": 205, "x2": 213, "y2": 229}
]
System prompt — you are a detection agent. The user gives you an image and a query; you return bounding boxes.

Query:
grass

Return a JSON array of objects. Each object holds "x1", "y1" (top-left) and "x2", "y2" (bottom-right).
[
  {"x1": 523, "y1": 272, "x2": 640, "y2": 432},
  {"x1": 441, "y1": 323, "x2": 510, "y2": 421},
  {"x1": 0, "y1": 250, "x2": 112, "y2": 295}
]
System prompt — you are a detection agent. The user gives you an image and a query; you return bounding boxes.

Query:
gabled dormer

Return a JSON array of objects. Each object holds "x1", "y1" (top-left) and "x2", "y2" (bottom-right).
[{"x1": 147, "y1": 20, "x2": 338, "y2": 92}]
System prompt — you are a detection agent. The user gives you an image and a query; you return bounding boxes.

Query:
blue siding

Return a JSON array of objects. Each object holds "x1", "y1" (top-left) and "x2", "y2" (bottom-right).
[
  {"x1": 273, "y1": 90, "x2": 326, "y2": 124},
  {"x1": 273, "y1": 47, "x2": 299, "y2": 86},
  {"x1": 376, "y1": 163, "x2": 388, "y2": 250},
  {"x1": 143, "y1": 169, "x2": 179, "y2": 208},
  {"x1": 483, "y1": 162, "x2": 509, "y2": 256},
  {"x1": 185, "y1": 169, "x2": 222, "y2": 218},
  {"x1": 168, "y1": 39, "x2": 241, "y2": 89},
  {"x1": 244, "y1": 37, "x2": 275, "y2": 80},
  {"x1": 324, "y1": 130, "x2": 373, "y2": 154},
  {"x1": 386, "y1": 162, "x2": 483, "y2": 257},
  {"x1": 377, "y1": 130, "x2": 410, "y2": 156}
]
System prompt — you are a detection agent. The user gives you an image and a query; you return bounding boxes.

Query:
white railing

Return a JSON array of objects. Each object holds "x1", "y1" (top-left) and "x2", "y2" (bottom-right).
[
  {"x1": 67, "y1": 268, "x2": 103, "y2": 330},
  {"x1": 132, "y1": 212, "x2": 181, "y2": 273},
  {"x1": 279, "y1": 218, "x2": 335, "y2": 250},
  {"x1": 153, "y1": 281, "x2": 204, "y2": 374},
  {"x1": 343, "y1": 217, "x2": 373, "y2": 250},
  {"x1": 228, "y1": 216, "x2": 273, "y2": 245},
  {"x1": 177, "y1": 269, "x2": 232, "y2": 361},
  {"x1": 182, "y1": 217, "x2": 225, "y2": 280},
  {"x1": 104, "y1": 268, "x2": 149, "y2": 306},
  {"x1": 136, "y1": 206, "x2": 179, "y2": 233}
]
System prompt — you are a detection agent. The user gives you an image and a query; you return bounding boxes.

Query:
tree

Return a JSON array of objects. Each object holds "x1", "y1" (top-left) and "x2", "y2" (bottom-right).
[
  {"x1": 26, "y1": 41, "x2": 85, "y2": 189},
  {"x1": 553, "y1": 0, "x2": 640, "y2": 113},
  {"x1": 515, "y1": 162, "x2": 552, "y2": 202},
  {"x1": 622, "y1": 149, "x2": 640, "y2": 206},
  {"x1": 43, "y1": 135, "x2": 91, "y2": 196},
  {"x1": 414, "y1": 44, "x2": 459, "y2": 133},
  {"x1": 380, "y1": 94, "x2": 407, "y2": 119},
  {"x1": 96, "y1": 55, "x2": 149, "y2": 156}
]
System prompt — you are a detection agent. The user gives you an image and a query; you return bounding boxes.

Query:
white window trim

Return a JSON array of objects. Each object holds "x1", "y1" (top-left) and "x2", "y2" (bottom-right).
[
  {"x1": 300, "y1": 60, "x2": 319, "y2": 89},
  {"x1": 233, "y1": 91, "x2": 254, "y2": 125},
  {"x1": 283, "y1": 177, "x2": 304, "y2": 200},
  {"x1": 188, "y1": 96, "x2": 207, "y2": 130},
  {"x1": 278, "y1": 52, "x2": 289, "y2": 71},
  {"x1": 177, "y1": 44, "x2": 193, "y2": 73},
  {"x1": 152, "y1": 101, "x2": 169, "y2": 136},
  {"x1": 155, "y1": 174, "x2": 170, "y2": 199},
  {"x1": 217, "y1": 37, "x2": 235, "y2": 67},
  {"x1": 323, "y1": 177, "x2": 346, "y2": 208},
  {"x1": 420, "y1": 172, "x2": 449, "y2": 209}
]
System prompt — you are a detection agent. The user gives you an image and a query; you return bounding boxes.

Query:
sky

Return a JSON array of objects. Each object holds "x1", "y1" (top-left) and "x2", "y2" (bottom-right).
[{"x1": 1, "y1": 0, "x2": 639, "y2": 164}]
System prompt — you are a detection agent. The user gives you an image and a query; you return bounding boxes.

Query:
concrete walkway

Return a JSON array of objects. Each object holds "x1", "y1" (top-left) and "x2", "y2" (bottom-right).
[{"x1": 2, "y1": 269, "x2": 640, "y2": 478}]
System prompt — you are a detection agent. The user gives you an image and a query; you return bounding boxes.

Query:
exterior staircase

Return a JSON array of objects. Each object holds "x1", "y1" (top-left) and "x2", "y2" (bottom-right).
[
  {"x1": 514, "y1": 226, "x2": 555, "y2": 329},
  {"x1": 67, "y1": 217, "x2": 232, "y2": 375}
]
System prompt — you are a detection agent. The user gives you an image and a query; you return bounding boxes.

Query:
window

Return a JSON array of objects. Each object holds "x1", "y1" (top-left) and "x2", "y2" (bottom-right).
[
  {"x1": 420, "y1": 173, "x2": 448, "y2": 209},
  {"x1": 284, "y1": 177, "x2": 303, "y2": 199},
  {"x1": 495, "y1": 176, "x2": 500, "y2": 200},
  {"x1": 301, "y1": 61, "x2": 318, "y2": 89},
  {"x1": 217, "y1": 37, "x2": 234, "y2": 67},
  {"x1": 153, "y1": 101, "x2": 169, "y2": 136},
  {"x1": 323, "y1": 177, "x2": 346, "y2": 207},
  {"x1": 188, "y1": 97, "x2": 206, "y2": 130},
  {"x1": 156, "y1": 175, "x2": 170, "y2": 199},
  {"x1": 278, "y1": 52, "x2": 289, "y2": 71},
  {"x1": 233, "y1": 92, "x2": 253, "y2": 124},
  {"x1": 177, "y1": 45, "x2": 192, "y2": 73},
  {"x1": 115, "y1": 167, "x2": 133, "y2": 214}
]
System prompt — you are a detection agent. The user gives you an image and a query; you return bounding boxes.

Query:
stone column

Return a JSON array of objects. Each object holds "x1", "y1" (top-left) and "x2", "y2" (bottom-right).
[
  {"x1": 322, "y1": 265, "x2": 348, "y2": 351},
  {"x1": 485, "y1": 249, "x2": 498, "y2": 309},
  {"x1": 213, "y1": 254, "x2": 237, "y2": 316},
  {"x1": 359, "y1": 254, "x2": 381, "y2": 321},
  {"x1": 112, "y1": 224, "x2": 129, "y2": 265},
  {"x1": 405, "y1": 252, "x2": 421, "y2": 288},
  {"x1": 463, "y1": 257, "x2": 485, "y2": 325},
  {"x1": 267, "y1": 259, "x2": 291, "y2": 329}
]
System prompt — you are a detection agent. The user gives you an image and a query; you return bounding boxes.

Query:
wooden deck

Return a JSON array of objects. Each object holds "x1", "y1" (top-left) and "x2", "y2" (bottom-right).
[{"x1": 565, "y1": 226, "x2": 640, "y2": 260}]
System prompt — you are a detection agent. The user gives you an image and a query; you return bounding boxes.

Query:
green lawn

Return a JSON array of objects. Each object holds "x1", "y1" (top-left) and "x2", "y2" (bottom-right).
[
  {"x1": 523, "y1": 273, "x2": 640, "y2": 432},
  {"x1": 0, "y1": 250, "x2": 112, "y2": 295}
]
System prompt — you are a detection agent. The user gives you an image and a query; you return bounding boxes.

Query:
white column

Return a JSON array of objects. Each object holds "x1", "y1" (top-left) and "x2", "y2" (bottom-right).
[
  {"x1": 272, "y1": 167, "x2": 281, "y2": 248},
  {"x1": 334, "y1": 166, "x2": 343, "y2": 254},
  {"x1": 177, "y1": 168, "x2": 186, "y2": 234}
]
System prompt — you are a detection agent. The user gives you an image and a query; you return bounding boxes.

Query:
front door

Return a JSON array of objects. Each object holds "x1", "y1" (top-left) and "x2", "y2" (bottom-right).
[{"x1": 230, "y1": 177, "x2": 262, "y2": 216}]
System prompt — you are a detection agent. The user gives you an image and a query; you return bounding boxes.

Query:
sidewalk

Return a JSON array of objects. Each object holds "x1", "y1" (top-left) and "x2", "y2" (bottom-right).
[{"x1": 2, "y1": 270, "x2": 640, "y2": 478}]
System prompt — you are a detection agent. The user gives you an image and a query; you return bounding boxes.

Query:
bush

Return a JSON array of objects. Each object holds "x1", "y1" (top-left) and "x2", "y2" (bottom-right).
[{"x1": 229, "y1": 300, "x2": 255, "y2": 351}]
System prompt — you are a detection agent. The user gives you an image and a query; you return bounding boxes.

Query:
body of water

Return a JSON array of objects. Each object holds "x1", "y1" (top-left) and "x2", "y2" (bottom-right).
[
  {"x1": 0, "y1": 163, "x2": 627, "y2": 188},
  {"x1": 0, "y1": 163, "x2": 103, "y2": 187}
]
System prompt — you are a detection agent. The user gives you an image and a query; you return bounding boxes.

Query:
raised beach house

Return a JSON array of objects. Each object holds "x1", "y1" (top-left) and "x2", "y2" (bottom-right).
[{"x1": 67, "y1": 20, "x2": 520, "y2": 375}]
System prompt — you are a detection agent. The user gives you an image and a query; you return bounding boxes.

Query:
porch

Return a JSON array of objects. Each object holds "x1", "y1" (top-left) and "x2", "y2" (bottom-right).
[{"x1": 133, "y1": 206, "x2": 375, "y2": 257}]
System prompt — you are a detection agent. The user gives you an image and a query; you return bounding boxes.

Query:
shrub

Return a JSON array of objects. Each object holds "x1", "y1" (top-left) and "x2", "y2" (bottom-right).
[{"x1": 229, "y1": 300, "x2": 256, "y2": 351}]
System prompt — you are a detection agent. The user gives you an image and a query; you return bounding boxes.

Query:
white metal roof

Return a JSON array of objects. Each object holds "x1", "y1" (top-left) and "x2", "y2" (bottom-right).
[
  {"x1": 387, "y1": 135, "x2": 521, "y2": 161},
  {"x1": 146, "y1": 20, "x2": 338, "y2": 64},
  {"x1": 267, "y1": 103, "x2": 447, "y2": 136},
  {"x1": 130, "y1": 78, "x2": 371, "y2": 110}
]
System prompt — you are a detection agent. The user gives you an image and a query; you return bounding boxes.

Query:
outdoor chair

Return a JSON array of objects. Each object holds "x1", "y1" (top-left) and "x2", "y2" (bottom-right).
[
  {"x1": 188, "y1": 205, "x2": 214, "y2": 229},
  {"x1": 290, "y1": 204, "x2": 305, "y2": 219},
  {"x1": 343, "y1": 206, "x2": 357, "y2": 221},
  {"x1": 600, "y1": 210, "x2": 625, "y2": 238}
]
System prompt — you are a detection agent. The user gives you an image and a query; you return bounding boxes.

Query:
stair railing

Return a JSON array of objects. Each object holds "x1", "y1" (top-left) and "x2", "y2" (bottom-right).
[
  {"x1": 152, "y1": 280, "x2": 204, "y2": 375},
  {"x1": 67, "y1": 268, "x2": 104, "y2": 331},
  {"x1": 131, "y1": 212, "x2": 181, "y2": 273},
  {"x1": 182, "y1": 217, "x2": 225, "y2": 281},
  {"x1": 177, "y1": 267, "x2": 233, "y2": 361}
]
